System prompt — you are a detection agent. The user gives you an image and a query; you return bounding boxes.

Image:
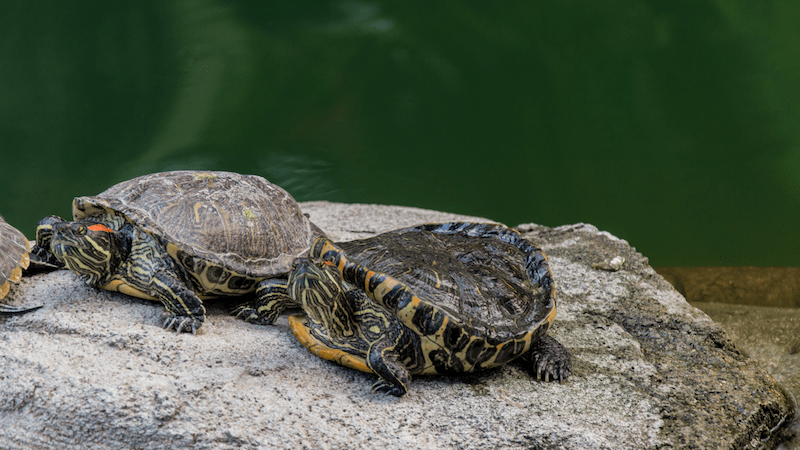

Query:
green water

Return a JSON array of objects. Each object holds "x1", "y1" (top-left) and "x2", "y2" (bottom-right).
[{"x1": 1, "y1": 1, "x2": 798, "y2": 267}]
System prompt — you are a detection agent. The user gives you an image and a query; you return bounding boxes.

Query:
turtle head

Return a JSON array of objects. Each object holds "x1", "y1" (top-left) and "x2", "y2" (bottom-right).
[
  {"x1": 48, "y1": 219, "x2": 122, "y2": 286},
  {"x1": 35, "y1": 215, "x2": 66, "y2": 252},
  {"x1": 288, "y1": 257, "x2": 356, "y2": 337},
  {"x1": 32, "y1": 215, "x2": 67, "y2": 269}
]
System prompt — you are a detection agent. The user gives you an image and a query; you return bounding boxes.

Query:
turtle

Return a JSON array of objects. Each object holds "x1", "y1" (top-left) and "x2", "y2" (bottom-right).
[
  {"x1": 33, "y1": 170, "x2": 324, "y2": 333},
  {"x1": 0, "y1": 214, "x2": 44, "y2": 314},
  {"x1": 265, "y1": 222, "x2": 572, "y2": 396}
]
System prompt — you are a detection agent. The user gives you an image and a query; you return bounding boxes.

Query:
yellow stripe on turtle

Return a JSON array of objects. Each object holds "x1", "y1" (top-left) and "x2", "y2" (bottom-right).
[
  {"x1": 313, "y1": 238, "x2": 340, "y2": 260},
  {"x1": 0, "y1": 238, "x2": 30, "y2": 300},
  {"x1": 545, "y1": 300, "x2": 557, "y2": 326},
  {"x1": 16, "y1": 249, "x2": 31, "y2": 277},
  {"x1": 288, "y1": 315, "x2": 374, "y2": 374},
  {"x1": 0, "y1": 281, "x2": 9, "y2": 300},
  {"x1": 101, "y1": 279, "x2": 158, "y2": 300},
  {"x1": 153, "y1": 277, "x2": 192, "y2": 315},
  {"x1": 8, "y1": 262, "x2": 24, "y2": 285}
]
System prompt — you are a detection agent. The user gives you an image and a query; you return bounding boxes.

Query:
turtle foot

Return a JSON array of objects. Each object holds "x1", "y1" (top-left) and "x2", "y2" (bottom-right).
[
  {"x1": 28, "y1": 245, "x2": 64, "y2": 272},
  {"x1": 230, "y1": 304, "x2": 277, "y2": 326},
  {"x1": 371, "y1": 379, "x2": 406, "y2": 397},
  {"x1": 527, "y1": 335, "x2": 572, "y2": 383},
  {"x1": 162, "y1": 315, "x2": 203, "y2": 334}
]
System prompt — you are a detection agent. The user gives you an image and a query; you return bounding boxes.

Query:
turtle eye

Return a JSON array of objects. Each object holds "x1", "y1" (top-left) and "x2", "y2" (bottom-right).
[{"x1": 75, "y1": 225, "x2": 87, "y2": 236}]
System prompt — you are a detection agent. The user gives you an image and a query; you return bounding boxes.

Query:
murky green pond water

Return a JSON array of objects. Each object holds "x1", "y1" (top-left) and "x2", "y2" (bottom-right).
[{"x1": 1, "y1": 1, "x2": 798, "y2": 268}]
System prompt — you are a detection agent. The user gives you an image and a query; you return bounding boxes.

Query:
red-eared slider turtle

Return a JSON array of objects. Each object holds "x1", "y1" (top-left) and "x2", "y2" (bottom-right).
[
  {"x1": 0, "y1": 214, "x2": 43, "y2": 314},
  {"x1": 278, "y1": 222, "x2": 571, "y2": 396},
  {"x1": 33, "y1": 171, "x2": 324, "y2": 333}
]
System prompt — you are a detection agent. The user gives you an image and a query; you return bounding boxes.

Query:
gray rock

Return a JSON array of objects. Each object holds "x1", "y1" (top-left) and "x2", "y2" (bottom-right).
[{"x1": 0, "y1": 202, "x2": 793, "y2": 449}]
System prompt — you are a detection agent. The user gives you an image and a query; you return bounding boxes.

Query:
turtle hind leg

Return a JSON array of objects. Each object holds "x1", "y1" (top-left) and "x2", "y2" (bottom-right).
[
  {"x1": 232, "y1": 278, "x2": 295, "y2": 325},
  {"x1": 522, "y1": 334, "x2": 572, "y2": 382}
]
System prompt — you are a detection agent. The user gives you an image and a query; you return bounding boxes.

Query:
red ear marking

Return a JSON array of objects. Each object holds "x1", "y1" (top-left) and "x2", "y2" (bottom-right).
[{"x1": 88, "y1": 223, "x2": 113, "y2": 233}]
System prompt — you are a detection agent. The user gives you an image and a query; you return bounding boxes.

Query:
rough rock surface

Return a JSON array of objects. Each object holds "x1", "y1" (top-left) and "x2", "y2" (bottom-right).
[{"x1": 0, "y1": 201, "x2": 794, "y2": 449}]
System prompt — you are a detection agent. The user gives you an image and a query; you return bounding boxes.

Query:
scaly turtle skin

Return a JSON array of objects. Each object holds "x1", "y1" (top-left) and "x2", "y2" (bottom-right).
[
  {"x1": 0, "y1": 214, "x2": 43, "y2": 314},
  {"x1": 34, "y1": 171, "x2": 323, "y2": 333},
  {"x1": 272, "y1": 222, "x2": 571, "y2": 396}
]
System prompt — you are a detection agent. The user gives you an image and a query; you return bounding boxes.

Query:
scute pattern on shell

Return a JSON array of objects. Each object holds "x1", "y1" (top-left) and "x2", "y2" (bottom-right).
[
  {"x1": 0, "y1": 214, "x2": 31, "y2": 300},
  {"x1": 335, "y1": 222, "x2": 555, "y2": 343},
  {"x1": 72, "y1": 171, "x2": 321, "y2": 278}
]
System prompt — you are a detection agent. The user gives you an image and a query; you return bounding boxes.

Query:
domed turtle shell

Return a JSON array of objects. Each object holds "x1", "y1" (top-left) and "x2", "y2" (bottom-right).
[
  {"x1": 0, "y1": 214, "x2": 44, "y2": 314},
  {"x1": 72, "y1": 171, "x2": 323, "y2": 280},
  {"x1": 0, "y1": 214, "x2": 30, "y2": 300},
  {"x1": 330, "y1": 222, "x2": 556, "y2": 348}
]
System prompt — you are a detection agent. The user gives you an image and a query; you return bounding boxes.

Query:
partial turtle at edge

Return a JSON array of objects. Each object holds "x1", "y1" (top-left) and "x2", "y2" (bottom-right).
[{"x1": 0, "y1": 214, "x2": 43, "y2": 314}]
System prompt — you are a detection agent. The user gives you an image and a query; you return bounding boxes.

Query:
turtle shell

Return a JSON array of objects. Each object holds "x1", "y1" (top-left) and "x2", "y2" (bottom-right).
[
  {"x1": 72, "y1": 171, "x2": 323, "y2": 279},
  {"x1": 0, "y1": 214, "x2": 30, "y2": 300},
  {"x1": 332, "y1": 222, "x2": 556, "y2": 344}
]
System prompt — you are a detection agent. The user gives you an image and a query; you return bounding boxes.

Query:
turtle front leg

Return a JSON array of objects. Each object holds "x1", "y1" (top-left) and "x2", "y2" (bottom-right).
[
  {"x1": 366, "y1": 333, "x2": 413, "y2": 397},
  {"x1": 31, "y1": 215, "x2": 66, "y2": 270},
  {"x1": 521, "y1": 334, "x2": 572, "y2": 382},
  {"x1": 151, "y1": 271, "x2": 207, "y2": 333},
  {"x1": 231, "y1": 278, "x2": 296, "y2": 325},
  {"x1": 0, "y1": 302, "x2": 43, "y2": 315}
]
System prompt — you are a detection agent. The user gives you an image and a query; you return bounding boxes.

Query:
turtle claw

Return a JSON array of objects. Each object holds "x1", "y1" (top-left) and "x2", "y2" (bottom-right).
[
  {"x1": 230, "y1": 305, "x2": 276, "y2": 326},
  {"x1": 531, "y1": 348, "x2": 572, "y2": 383},
  {"x1": 370, "y1": 379, "x2": 406, "y2": 397},
  {"x1": 533, "y1": 355, "x2": 561, "y2": 382},
  {"x1": 162, "y1": 315, "x2": 202, "y2": 334},
  {"x1": 28, "y1": 244, "x2": 63, "y2": 272},
  {"x1": 230, "y1": 305, "x2": 254, "y2": 320},
  {"x1": 527, "y1": 335, "x2": 572, "y2": 383}
]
